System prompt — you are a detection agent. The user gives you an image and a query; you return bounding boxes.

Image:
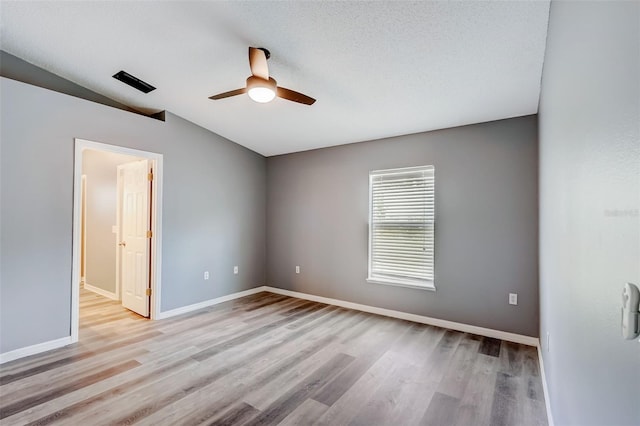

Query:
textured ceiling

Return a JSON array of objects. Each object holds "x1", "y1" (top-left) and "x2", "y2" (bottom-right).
[{"x1": 0, "y1": 1, "x2": 550, "y2": 156}]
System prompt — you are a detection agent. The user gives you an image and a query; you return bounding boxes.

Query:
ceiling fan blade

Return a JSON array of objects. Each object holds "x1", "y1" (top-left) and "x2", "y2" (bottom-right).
[
  {"x1": 276, "y1": 87, "x2": 316, "y2": 105},
  {"x1": 209, "y1": 88, "x2": 246, "y2": 100},
  {"x1": 249, "y1": 47, "x2": 269, "y2": 80}
]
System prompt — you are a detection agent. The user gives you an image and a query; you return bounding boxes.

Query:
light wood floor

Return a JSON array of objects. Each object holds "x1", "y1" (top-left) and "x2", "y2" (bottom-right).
[{"x1": 0, "y1": 289, "x2": 547, "y2": 425}]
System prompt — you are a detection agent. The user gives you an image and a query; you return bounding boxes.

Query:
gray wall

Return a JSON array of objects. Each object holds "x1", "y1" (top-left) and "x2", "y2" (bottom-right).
[
  {"x1": 0, "y1": 77, "x2": 266, "y2": 353},
  {"x1": 267, "y1": 115, "x2": 539, "y2": 337},
  {"x1": 82, "y1": 150, "x2": 143, "y2": 294},
  {"x1": 0, "y1": 50, "x2": 140, "y2": 115},
  {"x1": 538, "y1": 1, "x2": 640, "y2": 425}
]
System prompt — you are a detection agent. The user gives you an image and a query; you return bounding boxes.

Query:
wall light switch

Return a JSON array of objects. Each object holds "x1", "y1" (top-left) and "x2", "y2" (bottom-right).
[
  {"x1": 204, "y1": 271, "x2": 209, "y2": 280},
  {"x1": 509, "y1": 293, "x2": 518, "y2": 305},
  {"x1": 295, "y1": 266, "x2": 300, "y2": 274},
  {"x1": 233, "y1": 266, "x2": 239, "y2": 275},
  {"x1": 112, "y1": 225, "x2": 118, "y2": 234}
]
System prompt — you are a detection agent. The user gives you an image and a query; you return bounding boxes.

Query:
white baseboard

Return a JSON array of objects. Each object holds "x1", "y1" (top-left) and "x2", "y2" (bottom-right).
[
  {"x1": 537, "y1": 344, "x2": 555, "y2": 426},
  {"x1": 84, "y1": 282, "x2": 118, "y2": 300},
  {"x1": 0, "y1": 336, "x2": 73, "y2": 364},
  {"x1": 263, "y1": 286, "x2": 539, "y2": 347},
  {"x1": 156, "y1": 286, "x2": 269, "y2": 320},
  {"x1": 0, "y1": 285, "x2": 541, "y2": 368}
]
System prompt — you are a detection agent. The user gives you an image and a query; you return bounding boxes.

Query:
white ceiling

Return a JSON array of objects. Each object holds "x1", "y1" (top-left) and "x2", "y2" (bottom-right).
[{"x1": 0, "y1": 1, "x2": 550, "y2": 156}]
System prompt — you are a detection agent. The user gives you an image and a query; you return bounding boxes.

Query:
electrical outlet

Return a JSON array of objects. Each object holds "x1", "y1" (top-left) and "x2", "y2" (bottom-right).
[
  {"x1": 509, "y1": 293, "x2": 518, "y2": 305},
  {"x1": 295, "y1": 266, "x2": 300, "y2": 274},
  {"x1": 233, "y1": 266, "x2": 239, "y2": 275},
  {"x1": 204, "y1": 271, "x2": 209, "y2": 280}
]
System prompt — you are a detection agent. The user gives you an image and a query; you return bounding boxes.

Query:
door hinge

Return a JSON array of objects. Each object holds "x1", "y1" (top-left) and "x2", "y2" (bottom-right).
[
  {"x1": 148, "y1": 172, "x2": 153, "y2": 181},
  {"x1": 147, "y1": 230, "x2": 153, "y2": 238},
  {"x1": 145, "y1": 288, "x2": 152, "y2": 296}
]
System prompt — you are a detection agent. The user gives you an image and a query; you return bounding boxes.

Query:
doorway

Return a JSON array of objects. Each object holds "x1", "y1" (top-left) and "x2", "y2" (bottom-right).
[{"x1": 72, "y1": 139, "x2": 163, "y2": 343}]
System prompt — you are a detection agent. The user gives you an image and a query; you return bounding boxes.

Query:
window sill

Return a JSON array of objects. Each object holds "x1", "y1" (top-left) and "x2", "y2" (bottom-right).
[{"x1": 366, "y1": 277, "x2": 436, "y2": 292}]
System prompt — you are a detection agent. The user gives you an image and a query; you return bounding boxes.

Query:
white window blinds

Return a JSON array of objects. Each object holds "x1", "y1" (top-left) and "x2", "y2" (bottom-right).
[{"x1": 368, "y1": 165, "x2": 435, "y2": 289}]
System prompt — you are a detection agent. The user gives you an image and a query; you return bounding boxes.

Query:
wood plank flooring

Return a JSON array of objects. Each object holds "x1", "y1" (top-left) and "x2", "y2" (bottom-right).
[{"x1": 0, "y1": 289, "x2": 548, "y2": 425}]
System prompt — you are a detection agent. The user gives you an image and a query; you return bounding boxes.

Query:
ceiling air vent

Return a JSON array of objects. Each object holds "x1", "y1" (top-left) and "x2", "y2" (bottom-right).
[{"x1": 112, "y1": 70, "x2": 156, "y2": 93}]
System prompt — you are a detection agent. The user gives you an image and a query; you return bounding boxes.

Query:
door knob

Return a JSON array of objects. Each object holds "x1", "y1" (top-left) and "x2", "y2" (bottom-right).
[{"x1": 118, "y1": 241, "x2": 126, "y2": 247}]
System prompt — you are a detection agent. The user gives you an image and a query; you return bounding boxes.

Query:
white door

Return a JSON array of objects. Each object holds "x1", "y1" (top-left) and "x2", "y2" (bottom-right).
[{"x1": 119, "y1": 160, "x2": 151, "y2": 317}]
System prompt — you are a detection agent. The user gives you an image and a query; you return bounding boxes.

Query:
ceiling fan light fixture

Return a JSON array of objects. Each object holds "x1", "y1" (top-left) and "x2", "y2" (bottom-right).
[
  {"x1": 247, "y1": 76, "x2": 276, "y2": 103},
  {"x1": 248, "y1": 87, "x2": 275, "y2": 103}
]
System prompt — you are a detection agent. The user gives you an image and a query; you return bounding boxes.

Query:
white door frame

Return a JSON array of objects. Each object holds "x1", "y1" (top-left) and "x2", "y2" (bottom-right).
[{"x1": 71, "y1": 138, "x2": 163, "y2": 343}]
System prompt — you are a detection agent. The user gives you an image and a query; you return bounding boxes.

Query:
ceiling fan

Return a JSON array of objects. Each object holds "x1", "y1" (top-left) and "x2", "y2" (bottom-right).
[{"x1": 209, "y1": 47, "x2": 316, "y2": 105}]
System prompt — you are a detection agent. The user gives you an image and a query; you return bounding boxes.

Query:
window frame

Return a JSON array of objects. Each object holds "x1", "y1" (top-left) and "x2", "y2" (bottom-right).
[{"x1": 367, "y1": 165, "x2": 436, "y2": 291}]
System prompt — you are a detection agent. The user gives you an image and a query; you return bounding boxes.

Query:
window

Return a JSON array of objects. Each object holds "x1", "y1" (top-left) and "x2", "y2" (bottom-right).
[{"x1": 367, "y1": 165, "x2": 435, "y2": 290}]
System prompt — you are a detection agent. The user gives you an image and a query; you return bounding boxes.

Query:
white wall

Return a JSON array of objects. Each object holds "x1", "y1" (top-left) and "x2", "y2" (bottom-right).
[{"x1": 539, "y1": 1, "x2": 640, "y2": 424}]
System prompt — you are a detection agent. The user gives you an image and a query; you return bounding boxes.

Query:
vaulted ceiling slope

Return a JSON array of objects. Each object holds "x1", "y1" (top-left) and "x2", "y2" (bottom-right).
[{"x1": 0, "y1": 1, "x2": 550, "y2": 156}]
